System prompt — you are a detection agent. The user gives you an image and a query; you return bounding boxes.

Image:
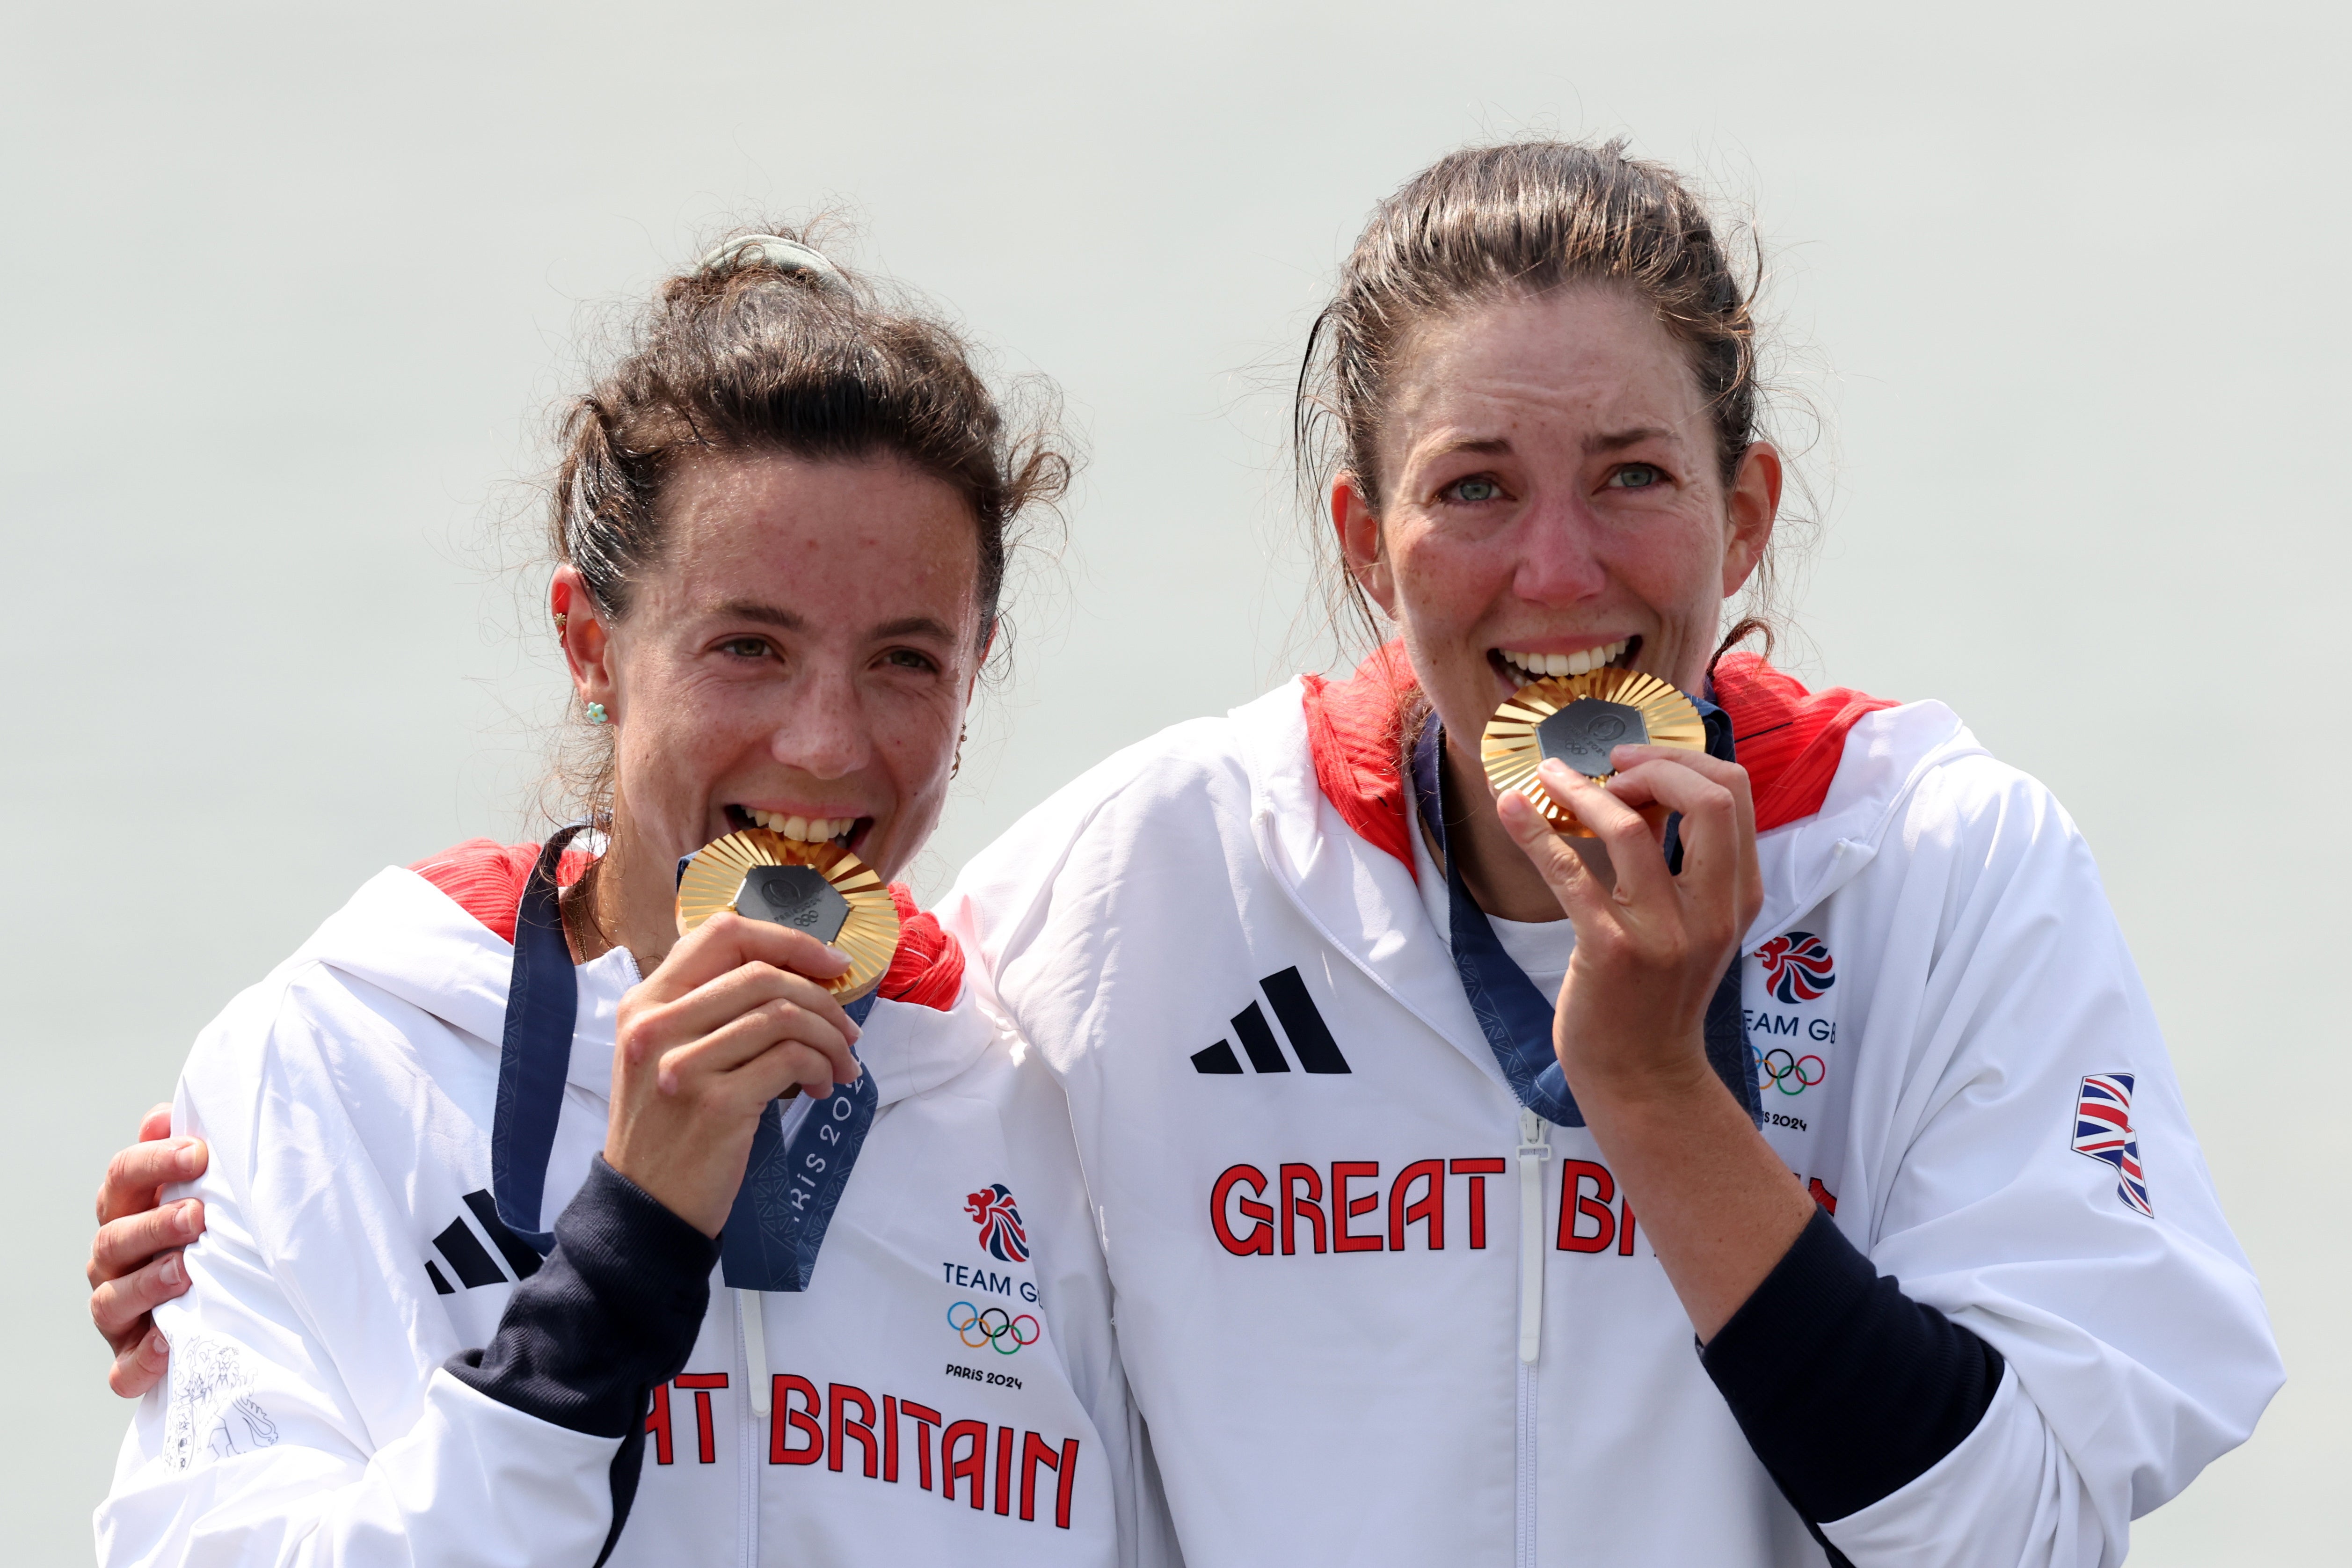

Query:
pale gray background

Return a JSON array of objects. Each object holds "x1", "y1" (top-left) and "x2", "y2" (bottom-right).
[{"x1": 5, "y1": 2, "x2": 2341, "y2": 1560}]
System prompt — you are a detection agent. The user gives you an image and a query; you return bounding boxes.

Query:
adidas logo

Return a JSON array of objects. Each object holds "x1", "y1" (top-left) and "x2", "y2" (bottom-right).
[
  {"x1": 424, "y1": 1189, "x2": 545, "y2": 1294},
  {"x1": 1192, "y1": 967, "x2": 1351, "y2": 1075}
]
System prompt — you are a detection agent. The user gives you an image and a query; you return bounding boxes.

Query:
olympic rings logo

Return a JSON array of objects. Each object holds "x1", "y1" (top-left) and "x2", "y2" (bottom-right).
[
  {"x1": 1753, "y1": 1046, "x2": 1827, "y2": 1097},
  {"x1": 947, "y1": 1300, "x2": 1040, "y2": 1356}
]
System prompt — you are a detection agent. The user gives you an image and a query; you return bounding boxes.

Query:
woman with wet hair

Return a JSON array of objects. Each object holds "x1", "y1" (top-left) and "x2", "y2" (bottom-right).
[
  {"x1": 91, "y1": 233, "x2": 1174, "y2": 1567},
  {"x1": 935, "y1": 141, "x2": 2278, "y2": 1566}
]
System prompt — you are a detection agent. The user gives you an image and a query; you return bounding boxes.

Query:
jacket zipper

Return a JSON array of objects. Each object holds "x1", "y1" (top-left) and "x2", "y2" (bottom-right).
[
  {"x1": 1516, "y1": 1107, "x2": 1551, "y2": 1567},
  {"x1": 736, "y1": 1290, "x2": 765, "y2": 1567}
]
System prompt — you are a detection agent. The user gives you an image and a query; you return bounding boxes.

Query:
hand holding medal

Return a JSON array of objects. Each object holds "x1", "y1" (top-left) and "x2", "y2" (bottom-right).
[
  {"x1": 676, "y1": 828, "x2": 903, "y2": 999},
  {"x1": 1481, "y1": 666, "x2": 1709, "y2": 836},
  {"x1": 602, "y1": 831, "x2": 895, "y2": 1240}
]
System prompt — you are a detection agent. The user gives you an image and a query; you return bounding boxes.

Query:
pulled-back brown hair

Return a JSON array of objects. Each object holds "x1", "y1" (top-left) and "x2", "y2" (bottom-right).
[
  {"x1": 546, "y1": 222, "x2": 1071, "y2": 831},
  {"x1": 554, "y1": 224, "x2": 1069, "y2": 638},
  {"x1": 1296, "y1": 139, "x2": 1796, "y2": 661}
]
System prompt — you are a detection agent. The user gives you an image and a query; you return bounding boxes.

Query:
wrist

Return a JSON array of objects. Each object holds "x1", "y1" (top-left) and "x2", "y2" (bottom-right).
[
  {"x1": 1557, "y1": 1031, "x2": 1720, "y2": 1114},
  {"x1": 600, "y1": 1134, "x2": 730, "y2": 1239}
]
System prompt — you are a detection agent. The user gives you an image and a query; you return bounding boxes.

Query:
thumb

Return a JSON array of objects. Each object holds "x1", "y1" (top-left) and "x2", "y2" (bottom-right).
[{"x1": 1497, "y1": 788, "x2": 1607, "y2": 921}]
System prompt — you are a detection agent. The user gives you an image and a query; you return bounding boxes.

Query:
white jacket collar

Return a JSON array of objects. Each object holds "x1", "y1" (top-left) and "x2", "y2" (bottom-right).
[
  {"x1": 291, "y1": 867, "x2": 984, "y2": 1112},
  {"x1": 1229, "y1": 678, "x2": 1990, "y2": 996}
]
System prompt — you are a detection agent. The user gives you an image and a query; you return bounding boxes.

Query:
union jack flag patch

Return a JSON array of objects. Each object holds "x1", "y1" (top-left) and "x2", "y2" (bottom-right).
[{"x1": 2072, "y1": 1072, "x2": 2151, "y2": 1217}]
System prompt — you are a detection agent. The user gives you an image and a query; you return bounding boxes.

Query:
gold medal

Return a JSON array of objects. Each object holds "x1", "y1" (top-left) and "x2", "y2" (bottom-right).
[
  {"x1": 1481, "y1": 667, "x2": 1706, "y2": 837},
  {"x1": 675, "y1": 829, "x2": 901, "y2": 999}
]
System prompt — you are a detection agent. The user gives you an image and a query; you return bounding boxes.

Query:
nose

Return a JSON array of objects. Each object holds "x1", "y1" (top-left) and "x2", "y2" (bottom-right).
[
  {"x1": 768, "y1": 665, "x2": 873, "y2": 780},
  {"x1": 1509, "y1": 499, "x2": 1609, "y2": 608}
]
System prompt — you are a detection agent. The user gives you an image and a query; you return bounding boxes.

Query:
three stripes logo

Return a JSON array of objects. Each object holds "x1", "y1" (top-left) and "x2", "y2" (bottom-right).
[
  {"x1": 423, "y1": 1189, "x2": 545, "y2": 1294},
  {"x1": 1191, "y1": 967, "x2": 1352, "y2": 1076}
]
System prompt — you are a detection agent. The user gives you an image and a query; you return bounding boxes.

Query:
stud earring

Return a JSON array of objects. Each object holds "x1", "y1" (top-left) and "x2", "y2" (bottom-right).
[
  {"x1": 951, "y1": 722, "x2": 967, "y2": 779},
  {"x1": 553, "y1": 611, "x2": 568, "y2": 632},
  {"x1": 586, "y1": 701, "x2": 608, "y2": 725}
]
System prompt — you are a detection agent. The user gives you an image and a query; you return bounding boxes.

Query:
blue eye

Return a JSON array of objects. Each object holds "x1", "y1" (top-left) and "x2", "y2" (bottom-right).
[
  {"x1": 1608, "y1": 464, "x2": 1663, "y2": 490},
  {"x1": 1445, "y1": 475, "x2": 1504, "y2": 503}
]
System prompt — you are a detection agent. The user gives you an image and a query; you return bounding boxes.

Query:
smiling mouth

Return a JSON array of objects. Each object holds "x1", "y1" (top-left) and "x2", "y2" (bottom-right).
[
  {"x1": 724, "y1": 804, "x2": 870, "y2": 851},
  {"x1": 1492, "y1": 636, "x2": 1640, "y2": 687}
]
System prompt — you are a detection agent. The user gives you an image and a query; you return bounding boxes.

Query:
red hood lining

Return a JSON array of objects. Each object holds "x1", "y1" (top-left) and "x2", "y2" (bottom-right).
[
  {"x1": 407, "y1": 842, "x2": 964, "y2": 1013},
  {"x1": 1300, "y1": 641, "x2": 1897, "y2": 875}
]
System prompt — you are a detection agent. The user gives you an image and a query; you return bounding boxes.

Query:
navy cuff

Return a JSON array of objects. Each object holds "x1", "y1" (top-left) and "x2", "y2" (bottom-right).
[
  {"x1": 1702, "y1": 1206, "x2": 2004, "y2": 1525},
  {"x1": 447, "y1": 1156, "x2": 717, "y2": 1439}
]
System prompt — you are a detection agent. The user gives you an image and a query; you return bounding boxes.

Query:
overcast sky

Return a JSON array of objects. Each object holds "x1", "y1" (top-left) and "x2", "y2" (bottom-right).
[{"x1": 6, "y1": 4, "x2": 2344, "y2": 1559}]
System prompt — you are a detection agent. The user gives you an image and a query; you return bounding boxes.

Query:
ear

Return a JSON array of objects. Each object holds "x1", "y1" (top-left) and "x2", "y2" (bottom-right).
[
  {"x1": 1719, "y1": 442, "x2": 1782, "y2": 598},
  {"x1": 552, "y1": 568, "x2": 618, "y2": 719},
  {"x1": 1333, "y1": 473, "x2": 1398, "y2": 618},
  {"x1": 964, "y1": 621, "x2": 998, "y2": 705}
]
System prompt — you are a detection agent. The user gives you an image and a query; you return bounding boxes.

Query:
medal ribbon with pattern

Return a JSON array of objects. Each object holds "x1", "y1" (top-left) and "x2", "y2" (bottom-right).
[
  {"x1": 1411, "y1": 689, "x2": 1760, "y2": 1127},
  {"x1": 490, "y1": 825, "x2": 889, "y2": 1291}
]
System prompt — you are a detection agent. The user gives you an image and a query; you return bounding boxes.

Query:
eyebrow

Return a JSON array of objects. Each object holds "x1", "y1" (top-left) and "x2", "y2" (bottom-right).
[
  {"x1": 1422, "y1": 436, "x2": 1514, "y2": 461},
  {"x1": 711, "y1": 601, "x2": 958, "y2": 645},
  {"x1": 1587, "y1": 426, "x2": 1676, "y2": 453},
  {"x1": 711, "y1": 599, "x2": 805, "y2": 631},
  {"x1": 869, "y1": 615, "x2": 958, "y2": 643},
  {"x1": 1418, "y1": 426, "x2": 1681, "y2": 464}
]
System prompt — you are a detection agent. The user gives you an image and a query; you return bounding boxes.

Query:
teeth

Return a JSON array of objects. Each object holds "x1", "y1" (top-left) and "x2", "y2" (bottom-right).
[
  {"x1": 1500, "y1": 639, "x2": 1630, "y2": 683},
  {"x1": 745, "y1": 809, "x2": 852, "y2": 842}
]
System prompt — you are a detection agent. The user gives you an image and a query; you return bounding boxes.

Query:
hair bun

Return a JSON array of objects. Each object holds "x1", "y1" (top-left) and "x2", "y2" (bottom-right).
[{"x1": 699, "y1": 234, "x2": 853, "y2": 299}]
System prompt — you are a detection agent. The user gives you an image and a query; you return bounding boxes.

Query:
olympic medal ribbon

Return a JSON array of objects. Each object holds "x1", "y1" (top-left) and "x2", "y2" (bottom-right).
[
  {"x1": 670, "y1": 829, "x2": 891, "y2": 1290},
  {"x1": 490, "y1": 822, "x2": 595, "y2": 1254},
  {"x1": 1413, "y1": 706, "x2": 1762, "y2": 1128},
  {"x1": 490, "y1": 823, "x2": 882, "y2": 1288},
  {"x1": 717, "y1": 1009, "x2": 876, "y2": 1291}
]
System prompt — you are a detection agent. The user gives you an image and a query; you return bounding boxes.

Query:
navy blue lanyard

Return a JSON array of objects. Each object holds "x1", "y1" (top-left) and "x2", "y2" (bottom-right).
[
  {"x1": 490, "y1": 827, "x2": 877, "y2": 1290},
  {"x1": 1408, "y1": 706, "x2": 1761, "y2": 1127}
]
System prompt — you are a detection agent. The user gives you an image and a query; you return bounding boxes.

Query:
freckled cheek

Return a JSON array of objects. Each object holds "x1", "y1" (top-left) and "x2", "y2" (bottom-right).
[
  {"x1": 1623, "y1": 528, "x2": 1724, "y2": 629},
  {"x1": 881, "y1": 696, "x2": 961, "y2": 789},
  {"x1": 1391, "y1": 529, "x2": 1502, "y2": 646}
]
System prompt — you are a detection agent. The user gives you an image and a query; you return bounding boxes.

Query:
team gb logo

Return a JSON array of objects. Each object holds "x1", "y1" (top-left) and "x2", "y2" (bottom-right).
[
  {"x1": 966, "y1": 1182, "x2": 1031, "y2": 1263},
  {"x1": 1756, "y1": 931, "x2": 1836, "y2": 1004}
]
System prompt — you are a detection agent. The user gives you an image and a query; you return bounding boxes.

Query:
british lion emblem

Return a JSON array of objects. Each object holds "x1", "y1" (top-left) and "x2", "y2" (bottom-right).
[
  {"x1": 965, "y1": 1182, "x2": 1030, "y2": 1263},
  {"x1": 2072, "y1": 1072, "x2": 2152, "y2": 1217},
  {"x1": 1756, "y1": 930, "x2": 1836, "y2": 1004}
]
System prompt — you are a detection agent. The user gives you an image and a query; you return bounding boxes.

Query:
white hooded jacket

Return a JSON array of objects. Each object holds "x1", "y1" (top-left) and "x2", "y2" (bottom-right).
[
  {"x1": 96, "y1": 847, "x2": 1176, "y2": 1568},
  {"x1": 937, "y1": 656, "x2": 2281, "y2": 1568}
]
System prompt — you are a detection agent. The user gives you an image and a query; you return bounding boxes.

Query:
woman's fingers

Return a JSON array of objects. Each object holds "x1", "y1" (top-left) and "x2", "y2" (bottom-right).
[
  {"x1": 91, "y1": 1247, "x2": 192, "y2": 1343},
  {"x1": 656, "y1": 999, "x2": 860, "y2": 1101},
  {"x1": 1606, "y1": 745, "x2": 1756, "y2": 845},
  {"x1": 1605, "y1": 762, "x2": 1739, "y2": 892},
  {"x1": 633, "y1": 963, "x2": 860, "y2": 1083},
  {"x1": 108, "y1": 1327, "x2": 172, "y2": 1400},
  {"x1": 95, "y1": 1137, "x2": 207, "y2": 1225},
  {"x1": 88, "y1": 1200, "x2": 204, "y2": 1289},
  {"x1": 1605, "y1": 750, "x2": 1762, "y2": 932},
  {"x1": 1543, "y1": 763, "x2": 1678, "y2": 911},
  {"x1": 637, "y1": 912, "x2": 852, "y2": 1005},
  {"x1": 1497, "y1": 788, "x2": 1612, "y2": 922}
]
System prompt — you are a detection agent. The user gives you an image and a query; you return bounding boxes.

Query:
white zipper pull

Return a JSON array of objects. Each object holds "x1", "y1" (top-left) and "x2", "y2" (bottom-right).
[
  {"x1": 1516, "y1": 1106, "x2": 1551, "y2": 1365},
  {"x1": 738, "y1": 1289, "x2": 772, "y2": 1417}
]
